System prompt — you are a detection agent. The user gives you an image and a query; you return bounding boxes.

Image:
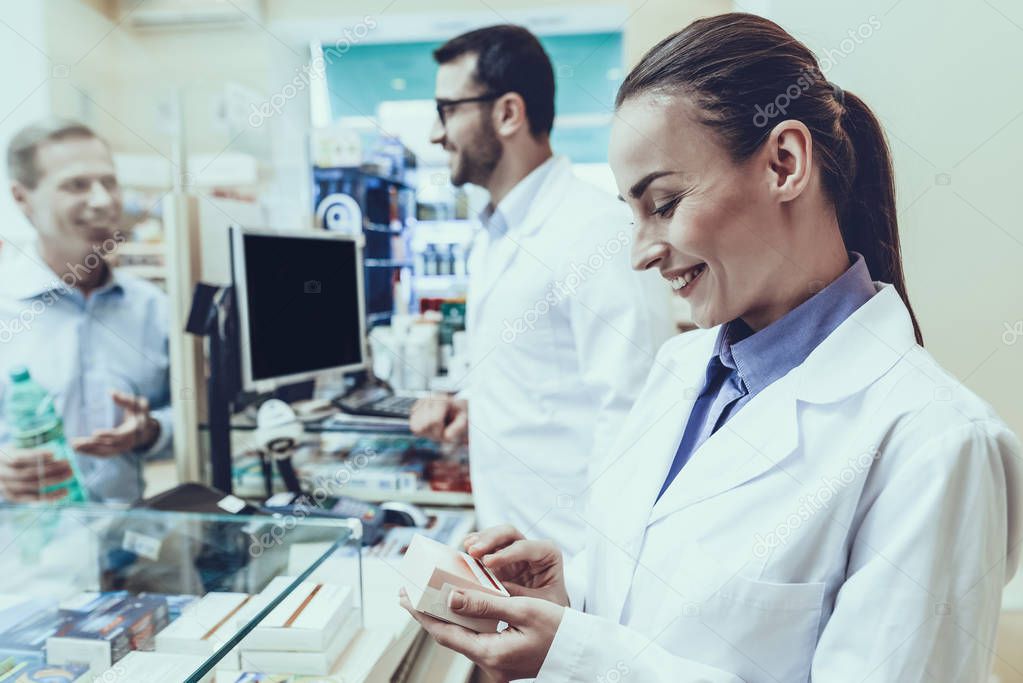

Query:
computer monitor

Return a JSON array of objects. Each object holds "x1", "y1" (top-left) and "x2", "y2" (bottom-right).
[{"x1": 231, "y1": 226, "x2": 368, "y2": 392}]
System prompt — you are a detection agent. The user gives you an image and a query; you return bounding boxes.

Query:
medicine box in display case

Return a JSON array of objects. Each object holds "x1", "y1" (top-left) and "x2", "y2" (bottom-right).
[{"x1": 0, "y1": 504, "x2": 362, "y2": 682}]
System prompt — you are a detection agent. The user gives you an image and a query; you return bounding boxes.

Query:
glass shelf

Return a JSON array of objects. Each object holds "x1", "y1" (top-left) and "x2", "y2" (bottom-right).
[{"x1": 0, "y1": 503, "x2": 361, "y2": 682}]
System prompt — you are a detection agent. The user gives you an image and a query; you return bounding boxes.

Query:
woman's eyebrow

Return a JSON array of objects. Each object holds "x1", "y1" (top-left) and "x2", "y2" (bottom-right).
[{"x1": 617, "y1": 170, "x2": 679, "y2": 202}]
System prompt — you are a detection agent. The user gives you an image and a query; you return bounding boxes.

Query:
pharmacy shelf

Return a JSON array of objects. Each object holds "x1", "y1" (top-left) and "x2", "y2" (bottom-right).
[
  {"x1": 363, "y1": 222, "x2": 404, "y2": 235},
  {"x1": 232, "y1": 478, "x2": 472, "y2": 508},
  {"x1": 364, "y1": 258, "x2": 415, "y2": 268},
  {"x1": 341, "y1": 487, "x2": 473, "y2": 507}
]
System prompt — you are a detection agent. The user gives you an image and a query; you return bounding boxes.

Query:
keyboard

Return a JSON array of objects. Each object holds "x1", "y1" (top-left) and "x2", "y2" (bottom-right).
[
  {"x1": 335, "y1": 387, "x2": 419, "y2": 419},
  {"x1": 364, "y1": 394, "x2": 418, "y2": 418}
]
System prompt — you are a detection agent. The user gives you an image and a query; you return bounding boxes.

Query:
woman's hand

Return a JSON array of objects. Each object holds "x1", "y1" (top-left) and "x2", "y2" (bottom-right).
[
  {"x1": 399, "y1": 587, "x2": 564, "y2": 683},
  {"x1": 464, "y1": 525, "x2": 569, "y2": 607}
]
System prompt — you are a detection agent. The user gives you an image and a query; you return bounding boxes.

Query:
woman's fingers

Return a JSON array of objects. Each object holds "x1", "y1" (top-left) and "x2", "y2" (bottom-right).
[
  {"x1": 483, "y1": 539, "x2": 558, "y2": 571},
  {"x1": 448, "y1": 589, "x2": 526, "y2": 624},
  {"x1": 398, "y1": 588, "x2": 491, "y2": 662},
  {"x1": 465, "y1": 524, "x2": 526, "y2": 558}
]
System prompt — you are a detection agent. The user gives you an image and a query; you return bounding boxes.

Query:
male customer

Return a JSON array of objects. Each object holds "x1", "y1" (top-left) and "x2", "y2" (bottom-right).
[{"x1": 0, "y1": 119, "x2": 172, "y2": 503}]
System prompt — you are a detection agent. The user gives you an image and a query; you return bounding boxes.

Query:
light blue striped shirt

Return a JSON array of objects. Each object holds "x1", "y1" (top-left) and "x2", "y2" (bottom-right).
[{"x1": 0, "y1": 242, "x2": 172, "y2": 503}]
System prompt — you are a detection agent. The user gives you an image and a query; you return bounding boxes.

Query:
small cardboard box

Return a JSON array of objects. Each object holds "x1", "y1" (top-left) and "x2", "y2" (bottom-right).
[
  {"x1": 0, "y1": 660, "x2": 88, "y2": 681},
  {"x1": 154, "y1": 592, "x2": 252, "y2": 670},
  {"x1": 58, "y1": 592, "x2": 129, "y2": 616},
  {"x1": 140, "y1": 592, "x2": 200, "y2": 621},
  {"x1": 399, "y1": 534, "x2": 509, "y2": 632},
  {"x1": 236, "y1": 579, "x2": 354, "y2": 653},
  {"x1": 237, "y1": 609, "x2": 359, "y2": 676},
  {"x1": 98, "y1": 651, "x2": 211, "y2": 683},
  {"x1": 0, "y1": 609, "x2": 72, "y2": 666},
  {"x1": 47, "y1": 595, "x2": 169, "y2": 672}
]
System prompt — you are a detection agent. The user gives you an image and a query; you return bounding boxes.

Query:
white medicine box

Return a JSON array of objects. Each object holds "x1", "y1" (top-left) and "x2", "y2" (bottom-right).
[{"x1": 400, "y1": 533, "x2": 510, "y2": 632}]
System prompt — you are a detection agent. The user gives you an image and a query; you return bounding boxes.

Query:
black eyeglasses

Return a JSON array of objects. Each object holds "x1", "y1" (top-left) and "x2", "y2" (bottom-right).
[{"x1": 435, "y1": 93, "x2": 503, "y2": 125}]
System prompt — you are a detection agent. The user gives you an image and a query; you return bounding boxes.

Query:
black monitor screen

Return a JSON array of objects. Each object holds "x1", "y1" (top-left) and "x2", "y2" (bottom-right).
[{"x1": 239, "y1": 232, "x2": 363, "y2": 382}]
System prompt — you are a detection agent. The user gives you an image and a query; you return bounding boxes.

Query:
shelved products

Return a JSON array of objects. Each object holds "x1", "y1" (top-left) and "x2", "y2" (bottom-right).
[
  {"x1": 0, "y1": 505, "x2": 361, "y2": 681},
  {"x1": 235, "y1": 579, "x2": 360, "y2": 676},
  {"x1": 154, "y1": 592, "x2": 253, "y2": 670},
  {"x1": 312, "y1": 139, "x2": 417, "y2": 329}
]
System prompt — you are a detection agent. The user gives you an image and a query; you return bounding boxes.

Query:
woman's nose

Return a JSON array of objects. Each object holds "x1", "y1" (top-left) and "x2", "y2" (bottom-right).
[{"x1": 631, "y1": 223, "x2": 669, "y2": 272}]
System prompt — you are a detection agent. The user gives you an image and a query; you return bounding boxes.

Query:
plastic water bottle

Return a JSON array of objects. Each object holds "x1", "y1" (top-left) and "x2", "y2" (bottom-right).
[{"x1": 4, "y1": 366, "x2": 87, "y2": 502}]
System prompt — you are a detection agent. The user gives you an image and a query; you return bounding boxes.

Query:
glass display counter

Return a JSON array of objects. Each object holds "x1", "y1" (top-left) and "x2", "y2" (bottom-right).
[{"x1": 0, "y1": 503, "x2": 362, "y2": 682}]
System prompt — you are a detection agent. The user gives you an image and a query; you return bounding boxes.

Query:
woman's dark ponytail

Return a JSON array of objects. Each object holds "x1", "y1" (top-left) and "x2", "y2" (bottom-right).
[
  {"x1": 837, "y1": 91, "x2": 923, "y2": 344},
  {"x1": 617, "y1": 13, "x2": 924, "y2": 345}
]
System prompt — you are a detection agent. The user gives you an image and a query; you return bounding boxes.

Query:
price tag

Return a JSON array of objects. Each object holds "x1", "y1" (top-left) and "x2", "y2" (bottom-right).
[
  {"x1": 122, "y1": 530, "x2": 162, "y2": 561},
  {"x1": 217, "y1": 494, "x2": 247, "y2": 514}
]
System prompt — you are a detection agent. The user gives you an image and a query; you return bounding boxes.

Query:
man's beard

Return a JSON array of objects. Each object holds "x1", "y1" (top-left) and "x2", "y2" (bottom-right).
[{"x1": 450, "y1": 117, "x2": 502, "y2": 188}]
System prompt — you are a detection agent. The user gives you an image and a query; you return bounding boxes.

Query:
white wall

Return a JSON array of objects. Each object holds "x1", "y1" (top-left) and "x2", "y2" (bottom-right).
[
  {"x1": 0, "y1": 3, "x2": 53, "y2": 253},
  {"x1": 755, "y1": 0, "x2": 1023, "y2": 607}
]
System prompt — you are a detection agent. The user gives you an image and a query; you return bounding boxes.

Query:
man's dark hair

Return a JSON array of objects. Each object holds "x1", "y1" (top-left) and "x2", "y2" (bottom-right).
[{"x1": 433, "y1": 25, "x2": 555, "y2": 137}]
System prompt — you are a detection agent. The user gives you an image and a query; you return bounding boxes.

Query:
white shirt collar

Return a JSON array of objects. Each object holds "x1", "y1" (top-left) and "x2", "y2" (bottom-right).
[{"x1": 478, "y1": 154, "x2": 558, "y2": 239}]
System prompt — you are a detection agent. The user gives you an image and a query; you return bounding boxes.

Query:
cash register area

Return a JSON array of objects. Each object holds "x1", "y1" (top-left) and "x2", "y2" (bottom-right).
[
  {"x1": 0, "y1": 219, "x2": 480, "y2": 680},
  {"x1": 2, "y1": 1, "x2": 1023, "y2": 682}
]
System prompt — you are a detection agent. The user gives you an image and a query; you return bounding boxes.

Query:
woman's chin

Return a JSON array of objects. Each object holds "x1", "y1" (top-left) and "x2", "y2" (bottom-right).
[{"x1": 688, "y1": 305, "x2": 722, "y2": 330}]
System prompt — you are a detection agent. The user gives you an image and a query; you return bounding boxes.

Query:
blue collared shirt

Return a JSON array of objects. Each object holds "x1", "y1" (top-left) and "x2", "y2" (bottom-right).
[
  {"x1": 657, "y1": 252, "x2": 877, "y2": 501},
  {"x1": 0, "y1": 242, "x2": 172, "y2": 503}
]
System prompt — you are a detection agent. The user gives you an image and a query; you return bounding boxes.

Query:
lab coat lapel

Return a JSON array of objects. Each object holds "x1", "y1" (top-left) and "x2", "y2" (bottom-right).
[
  {"x1": 468, "y1": 157, "x2": 574, "y2": 314},
  {"x1": 602, "y1": 284, "x2": 916, "y2": 623},
  {"x1": 593, "y1": 331, "x2": 717, "y2": 622},
  {"x1": 647, "y1": 371, "x2": 801, "y2": 526},
  {"x1": 647, "y1": 284, "x2": 916, "y2": 525}
]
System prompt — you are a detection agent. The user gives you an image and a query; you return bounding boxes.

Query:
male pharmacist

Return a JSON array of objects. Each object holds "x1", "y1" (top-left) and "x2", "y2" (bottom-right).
[
  {"x1": 0, "y1": 119, "x2": 172, "y2": 503},
  {"x1": 410, "y1": 26, "x2": 672, "y2": 555}
]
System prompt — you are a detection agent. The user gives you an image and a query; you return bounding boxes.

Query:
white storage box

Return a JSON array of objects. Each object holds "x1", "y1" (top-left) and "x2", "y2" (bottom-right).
[
  {"x1": 154, "y1": 592, "x2": 253, "y2": 670},
  {"x1": 237, "y1": 608, "x2": 360, "y2": 676},
  {"x1": 237, "y1": 578, "x2": 354, "y2": 652},
  {"x1": 98, "y1": 651, "x2": 211, "y2": 682}
]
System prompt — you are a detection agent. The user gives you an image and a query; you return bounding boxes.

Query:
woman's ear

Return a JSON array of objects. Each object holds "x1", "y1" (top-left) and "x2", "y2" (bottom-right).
[
  {"x1": 765, "y1": 119, "x2": 813, "y2": 203},
  {"x1": 493, "y1": 92, "x2": 528, "y2": 138}
]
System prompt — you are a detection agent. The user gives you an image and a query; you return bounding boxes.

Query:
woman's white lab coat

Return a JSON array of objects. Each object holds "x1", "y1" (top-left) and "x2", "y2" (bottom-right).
[{"x1": 536, "y1": 284, "x2": 1022, "y2": 682}]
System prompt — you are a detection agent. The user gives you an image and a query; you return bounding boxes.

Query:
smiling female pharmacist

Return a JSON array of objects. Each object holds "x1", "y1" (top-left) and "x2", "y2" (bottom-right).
[{"x1": 400, "y1": 13, "x2": 1023, "y2": 682}]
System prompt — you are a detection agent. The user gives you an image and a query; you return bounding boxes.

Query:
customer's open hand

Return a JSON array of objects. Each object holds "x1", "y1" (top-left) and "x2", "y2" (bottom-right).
[{"x1": 72, "y1": 391, "x2": 159, "y2": 456}]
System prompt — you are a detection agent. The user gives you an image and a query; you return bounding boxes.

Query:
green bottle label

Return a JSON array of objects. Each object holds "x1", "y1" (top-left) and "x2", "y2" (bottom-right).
[{"x1": 14, "y1": 423, "x2": 62, "y2": 449}]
